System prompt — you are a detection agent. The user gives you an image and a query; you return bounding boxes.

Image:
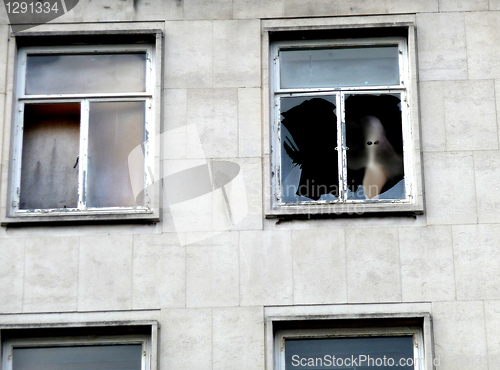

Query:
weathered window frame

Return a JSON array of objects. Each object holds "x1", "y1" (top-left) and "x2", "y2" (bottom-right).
[
  {"x1": 263, "y1": 16, "x2": 424, "y2": 217},
  {"x1": 1, "y1": 27, "x2": 162, "y2": 225}
]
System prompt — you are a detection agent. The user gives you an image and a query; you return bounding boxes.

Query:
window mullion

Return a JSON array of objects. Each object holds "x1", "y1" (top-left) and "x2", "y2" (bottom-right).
[
  {"x1": 143, "y1": 99, "x2": 153, "y2": 207},
  {"x1": 338, "y1": 93, "x2": 347, "y2": 202},
  {"x1": 275, "y1": 95, "x2": 283, "y2": 204},
  {"x1": 12, "y1": 103, "x2": 25, "y2": 211},
  {"x1": 145, "y1": 46, "x2": 152, "y2": 94},
  {"x1": 78, "y1": 100, "x2": 90, "y2": 210}
]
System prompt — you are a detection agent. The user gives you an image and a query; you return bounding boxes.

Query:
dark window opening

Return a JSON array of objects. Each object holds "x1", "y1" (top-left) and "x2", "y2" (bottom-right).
[
  {"x1": 281, "y1": 96, "x2": 338, "y2": 202},
  {"x1": 20, "y1": 103, "x2": 80, "y2": 210},
  {"x1": 279, "y1": 94, "x2": 404, "y2": 203},
  {"x1": 345, "y1": 94, "x2": 404, "y2": 200}
]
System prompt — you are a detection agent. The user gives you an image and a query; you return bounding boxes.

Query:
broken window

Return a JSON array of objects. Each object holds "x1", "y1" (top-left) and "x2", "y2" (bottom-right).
[
  {"x1": 271, "y1": 37, "x2": 415, "y2": 210},
  {"x1": 280, "y1": 96, "x2": 339, "y2": 203},
  {"x1": 345, "y1": 94, "x2": 405, "y2": 200},
  {"x1": 20, "y1": 103, "x2": 80, "y2": 210},
  {"x1": 11, "y1": 45, "x2": 155, "y2": 215}
]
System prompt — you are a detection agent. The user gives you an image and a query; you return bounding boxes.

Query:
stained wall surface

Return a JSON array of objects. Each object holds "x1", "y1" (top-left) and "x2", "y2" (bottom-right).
[{"x1": 1, "y1": 1, "x2": 500, "y2": 370}]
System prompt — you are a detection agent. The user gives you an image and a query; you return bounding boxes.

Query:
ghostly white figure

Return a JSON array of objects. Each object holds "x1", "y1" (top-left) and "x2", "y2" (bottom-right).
[{"x1": 347, "y1": 116, "x2": 403, "y2": 199}]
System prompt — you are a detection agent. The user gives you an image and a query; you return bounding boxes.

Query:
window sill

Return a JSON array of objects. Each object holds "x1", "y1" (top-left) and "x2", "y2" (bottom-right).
[
  {"x1": 265, "y1": 201, "x2": 424, "y2": 219},
  {"x1": 1, "y1": 208, "x2": 160, "y2": 226}
]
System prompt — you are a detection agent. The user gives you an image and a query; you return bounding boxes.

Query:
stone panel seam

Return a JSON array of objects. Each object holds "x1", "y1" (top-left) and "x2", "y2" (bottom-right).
[
  {"x1": 494, "y1": 81, "x2": 500, "y2": 149},
  {"x1": 237, "y1": 89, "x2": 241, "y2": 157},
  {"x1": 131, "y1": 235, "x2": 136, "y2": 309},
  {"x1": 462, "y1": 14, "x2": 469, "y2": 80},
  {"x1": 20, "y1": 238, "x2": 26, "y2": 312},
  {"x1": 343, "y1": 228, "x2": 349, "y2": 302},
  {"x1": 471, "y1": 151, "x2": 479, "y2": 224},
  {"x1": 184, "y1": 241, "x2": 188, "y2": 308},
  {"x1": 450, "y1": 225, "x2": 458, "y2": 301},
  {"x1": 238, "y1": 231, "x2": 242, "y2": 307},
  {"x1": 462, "y1": 11, "x2": 471, "y2": 80},
  {"x1": 442, "y1": 82, "x2": 448, "y2": 150},
  {"x1": 396, "y1": 228, "x2": 403, "y2": 302},
  {"x1": 77, "y1": 236, "x2": 81, "y2": 311},
  {"x1": 211, "y1": 20, "x2": 215, "y2": 89},
  {"x1": 210, "y1": 307, "x2": 214, "y2": 370},
  {"x1": 75, "y1": 237, "x2": 81, "y2": 312},
  {"x1": 482, "y1": 300, "x2": 490, "y2": 370}
]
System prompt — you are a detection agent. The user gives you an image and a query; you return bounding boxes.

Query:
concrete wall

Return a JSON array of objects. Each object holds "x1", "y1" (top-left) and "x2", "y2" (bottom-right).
[{"x1": 1, "y1": 1, "x2": 500, "y2": 369}]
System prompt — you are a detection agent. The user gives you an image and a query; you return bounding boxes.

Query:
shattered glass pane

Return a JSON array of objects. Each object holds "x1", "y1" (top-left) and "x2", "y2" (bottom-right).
[
  {"x1": 280, "y1": 96, "x2": 339, "y2": 203},
  {"x1": 26, "y1": 53, "x2": 146, "y2": 95},
  {"x1": 87, "y1": 101, "x2": 145, "y2": 208},
  {"x1": 280, "y1": 45, "x2": 400, "y2": 89},
  {"x1": 19, "y1": 103, "x2": 80, "y2": 210},
  {"x1": 345, "y1": 94, "x2": 405, "y2": 200}
]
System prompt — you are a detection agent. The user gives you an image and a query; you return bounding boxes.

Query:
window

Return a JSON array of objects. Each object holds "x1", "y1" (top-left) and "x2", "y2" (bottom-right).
[
  {"x1": 276, "y1": 327, "x2": 424, "y2": 370},
  {"x1": 3, "y1": 336, "x2": 150, "y2": 370},
  {"x1": 265, "y1": 20, "x2": 423, "y2": 216},
  {"x1": 1, "y1": 322, "x2": 157, "y2": 370},
  {"x1": 4, "y1": 37, "x2": 161, "y2": 223},
  {"x1": 265, "y1": 304, "x2": 434, "y2": 370}
]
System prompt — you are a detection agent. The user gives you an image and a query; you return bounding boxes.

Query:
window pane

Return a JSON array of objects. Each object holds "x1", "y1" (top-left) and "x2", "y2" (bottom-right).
[
  {"x1": 87, "y1": 101, "x2": 145, "y2": 208},
  {"x1": 280, "y1": 45, "x2": 400, "y2": 89},
  {"x1": 345, "y1": 94, "x2": 405, "y2": 200},
  {"x1": 285, "y1": 336, "x2": 414, "y2": 369},
  {"x1": 26, "y1": 53, "x2": 146, "y2": 95},
  {"x1": 19, "y1": 103, "x2": 80, "y2": 210},
  {"x1": 13, "y1": 344, "x2": 142, "y2": 370},
  {"x1": 280, "y1": 96, "x2": 339, "y2": 203}
]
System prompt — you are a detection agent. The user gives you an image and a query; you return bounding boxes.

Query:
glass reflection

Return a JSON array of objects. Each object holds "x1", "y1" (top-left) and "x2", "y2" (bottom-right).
[
  {"x1": 26, "y1": 53, "x2": 146, "y2": 95},
  {"x1": 87, "y1": 101, "x2": 145, "y2": 208},
  {"x1": 13, "y1": 344, "x2": 142, "y2": 370},
  {"x1": 280, "y1": 45, "x2": 400, "y2": 89},
  {"x1": 280, "y1": 96, "x2": 338, "y2": 203},
  {"x1": 285, "y1": 336, "x2": 414, "y2": 370}
]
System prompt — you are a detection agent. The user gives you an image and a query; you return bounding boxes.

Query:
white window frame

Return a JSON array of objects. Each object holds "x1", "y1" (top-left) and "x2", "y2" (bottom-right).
[
  {"x1": 263, "y1": 16, "x2": 424, "y2": 217},
  {"x1": 2, "y1": 335, "x2": 151, "y2": 370},
  {"x1": 1, "y1": 28, "x2": 163, "y2": 225},
  {"x1": 275, "y1": 326, "x2": 425, "y2": 370},
  {"x1": 13, "y1": 44, "x2": 154, "y2": 214}
]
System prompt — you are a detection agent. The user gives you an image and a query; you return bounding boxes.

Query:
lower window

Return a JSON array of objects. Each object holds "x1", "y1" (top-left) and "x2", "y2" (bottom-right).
[
  {"x1": 276, "y1": 327, "x2": 424, "y2": 370},
  {"x1": 2, "y1": 330, "x2": 153, "y2": 370}
]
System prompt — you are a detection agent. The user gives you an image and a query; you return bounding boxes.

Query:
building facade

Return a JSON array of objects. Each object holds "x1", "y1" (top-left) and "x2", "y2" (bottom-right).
[{"x1": 0, "y1": 0, "x2": 499, "y2": 369}]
